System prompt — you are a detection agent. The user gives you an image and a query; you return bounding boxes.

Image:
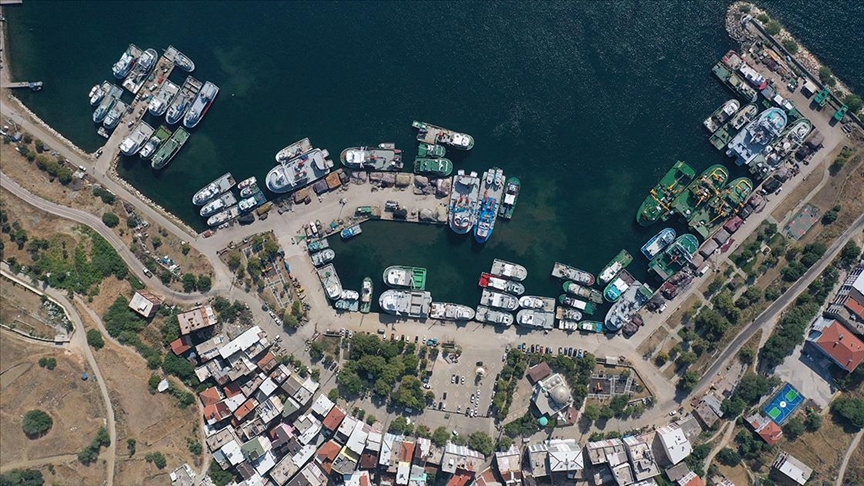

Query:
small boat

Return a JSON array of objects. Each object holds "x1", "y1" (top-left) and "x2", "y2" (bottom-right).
[
  {"x1": 516, "y1": 309, "x2": 555, "y2": 330},
  {"x1": 490, "y1": 259, "x2": 527, "y2": 281},
  {"x1": 598, "y1": 250, "x2": 633, "y2": 285},
  {"x1": 603, "y1": 270, "x2": 635, "y2": 303},
  {"x1": 112, "y1": 44, "x2": 139, "y2": 79},
  {"x1": 551, "y1": 262, "x2": 595, "y2": 286},
  {"x1": 103, "y1": 100, "x2": 127, "y2": 129},
  {"x1": 148, "y1": 79, "x2": 180, "y2": 117},
  {"x1": 518, "y1": 296, "x2": 556, "y2": 312},
  {"x1": 384, "y1": 266, "x2": 427, "y2": 290},
  {"x1": 562, "y1": 281, "x2": 604, "y2": 304},
  {"x1": 311, "y1": 249, "x2": 336, "y2": 267},
  {"x1": 119, "y1": 121, "x2": 154, "y2": 156},
  {"x1": 341, "y1": 225, "x2": 362, "y2": 240},
  {"x1": 206, "y1": 206, "x2": 240, "y2": 227},
  {"x1": 556, "y1": 306, "x2": 583, "y2": 323},
  {"x1": 475, "y1": 305, "x2": 513, "y2": 326},
  {"x1": 307, "y1": 238, "x2": 330, "y2": 253},
  {"x1": 172, "y1": 48, "x2": 195, "y2": 72},
  {"x1": 641, "y1": 228, "x2": 676, "y2": 260},
  {"x1": 237, "y1": 176, "x2": 257, "y2": 193},
  {"x1": 89, "y1": 81, "x2": 109, "y2": 106},
  {"x1": 193, "y1": 173, "x2": 236, "y2": 206},
  {"x1": 240, "y1": 183, "x2": 261, "y2": 199},
  {"x1": 413, "y1": 158, "x2": 453, "y2": 177},
  {"x1": 498, "y1": 176, "x2": 520, "y2": 220},
  {"x1": 238, "y1": 191, "x2": 267, "y2": 213},
  {"x1": 334, "y1": 299, "x2": 360, "y2": 312},
  {"x1": 703, "y1": 99, "x2": 741, "y2": 133},
  {"x1": 557, "y1": 295, "x2": 597, "y2": 315},
  {"x1": 360, "y1": 277, "x2": 373, "y2": 313},
  {"x1": 580, "y1": 321, "x2": 605, "y2": 334},
  {"x1": 139, "y1": 125, "x2": 171, "y2": 160},
  {"x1": 412, "y1": 121, "x2": 474, "y2": 150},
  {"x1": 478, "y1": 272, "x2": 525, "y2": 296},
  {"x1": 341, "y1": 290, "x2": 360, "y2": 301},
  {"x1": 200, "y1": 192, "x2": 238, "y2": 218},
  {"x1": 430, "y1": 302, "x2": 476, "y2": 321},
  {"x1": 480, "y1": 289, "x2": 519, "y2": 311},
  {"x1": 317, "y1": 264, "x2": 343, "y2": 301},
  {"x1": 417, "y1": 142, "x2": 446, "y2": 158},
  {"x1": 378, "y1": 289, "x2": 432, "y2": 318}
]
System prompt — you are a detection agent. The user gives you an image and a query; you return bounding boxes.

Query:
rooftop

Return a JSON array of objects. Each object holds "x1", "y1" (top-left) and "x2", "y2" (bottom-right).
[
  {"x1": 746, "y1": 413, "x2": 783, "y2": 445},
  {"x1": 773, "y1": 452, "x2": 812, "y2": 485},
  {"x1": 323, "y1": 406, "x2": 346, "y2": 431},
  {"x1": 586, "y1": 438, "x2": 626, "y2": 465},
  {"x1": 129, "y1": 290, "x2": 161, "y2": 318},
  {"x1": 813, "y1": 320, "x2": 864, "y2": 371},
  {"x1": 656, "y1": 424, "x2": 692, "y2": 465},
  {"x1": 178, "y1": 305, "x2": 217, "y2": 335},
  {"x1": 527, "y1": 362, "x2": 553, "y2": 384}
]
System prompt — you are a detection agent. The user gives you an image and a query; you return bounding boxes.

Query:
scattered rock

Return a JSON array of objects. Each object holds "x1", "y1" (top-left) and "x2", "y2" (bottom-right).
[
  {"x1": 395, "y1": 173, "x2": 412, "y2": 188},
  {"x1": 414, "y1": 175, "x2": 429, "y2": 188},
  {"x1": 419, "y1": 208, "x2": 436, "y2": 222},
  {"x1": 436, "y1": 178, "x2": 452, "y2": 198}
]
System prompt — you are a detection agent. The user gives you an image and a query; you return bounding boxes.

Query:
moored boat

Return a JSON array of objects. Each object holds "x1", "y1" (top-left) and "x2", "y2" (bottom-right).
[
  {"x1": 360, "y1": 277, "x2": 373, "y2": 313},
  {"x1": 340, "y1": 144, "x2": 403, "y2": 171},
  {"x1": 307, "y1": 238, "x2": 330, "y2": 253},
  {"x1": 384, "y1": 266, "x2": 427, "y2": 290},
  {"x1": 236, "y1": 176, "x2": 257, "y2": 194},
  {"x1": 267, "y1": 140, "x2": 335, "y2": 194},
  {"x1": 170, "y1": 46, "x2": 195, "y2": 72},
  {"x1": 478, "y1": 272, "x2": 525, "y2": 296},
  {"x1": 430, "y1": 302, "x2": 476, "y2": 321},
  {"x1": 166, "y1": 76, "x2": 203, "y2": 125},
  {"x1": 605, "y1": 282, "x2": 652, "y2": 332},
  {"x1": 688, "y1": 177, "x2": 753, "y2": 239},
  {"x1": 668, "y1": 164, "x2": 729, "y2": 222},
  {"x1": 603, "y1": 269, "x2": 635, "y2": 303},
  {"x1": 89, "y1": 81, "x2": 109, "y2": 106},
  {"x1": 92, "y1": 85, "x2": 122, "y2": 123},
  {"x1": 480, "y1": 289, "x2": 519, "y2": 311},
  {"x1": 413, "y1": 158, "x2": 453, "y2": 177},
  {"x1": 103, "y1": 100, "x2": 128, "y2": 129},
  {"x1": 378, "y1": 290, "x2": 432, "y2": 318},
  {"x1": 150, "y1": 127, "x2": 190, "y2": 170},
  {"x1": 193, "y1": 173, "x2": 236, "y2": 206},
  {"x1": 598, "y1": 249, "x2": 633, "y2": 285},
  {"x1": 726, "y1": 107, "x2": 788, "y2": 167},
  {"x1": 341, "y1": 225, "x2": 362, "y2": 240},
  {"x1": 641, "y1": 228, "x2": 676, "y2": 260},
  {"x1": 334, "y1": 299, "x2": 360, "y2": 312},
  {"x1": 311, "y1": 249, "x2": 336, "y2": 267},
  {"x1": 498, "y1": 176, "x2": 520, "y2": 220},
  {"x1": 710, "y1": 103, "x2": 758, "y2": 150},
  {"x1": 518, "y1": 296, "x2": 556, "y2": 312},
  {"x1": 317, "y1": 264, "x2": 343, "y2": 301},
  {"x1": 200, "y1": 192, "x2": 237, "y2": 218},
  {"x1": 412, "y1": 121, "x2": 474, "y2": 150},
  {"x1": 551, "y1": 262, "x2": 594, "y2": 286},
  {"x1": 148, "y1": 79, "x2": 180, "y2": 117},
  {"x1": 206, "y1": 206, "x2": 240, "y2": 227},
  {"x1": 122, "y1": 48, "x2": 157, "y2": 94},
  {"x1": 556, "y1": 306, "x2": 583, "y2": 323},
  {"x1": 562, "y1": 281, "x2": 604, "y2": 304},
  {"x1": 516, "y1": 309, "x2": 554, "y2": 330},
  {"x1": 475, "y1": 305, "x2": 513, "y2": 326},
  {"x1": 580, "y1": 320, "x2": 605, "y2": 333},
  {"x1": 112, "y1": 44, "x2": 140, "y2": 79},
  {"x1": 635, "y1": 160, "x2": 696, "y2": 226},
  {"x1": 703, "y1": 99, "x2": 740, "y2": 133},
  {"x1": 448, "y1": 170, "x2": 480, "y2": 235},
  {"x1": 490, "y1": 259, "x2": 527, "y2": 281},
  {"x1": 238, "y1": 191, "x2": 267, "y2": 213},
  {"x1": 474, "y1": 168, "x2": 505, "y2": 244},
  {"x1": 140, "y1": 125, "x2": 171, "y2": 160},
  {"x1": 183, "y1": 81, "x2": 219, "y2": 128},
  {"x1": 418, "y1": 142, "x2": 446, "y2": 158},
  {"x1": 648, "y1": 234, "x2": 699, "y2": 281},
  {"x1": 119, "y1": 121, "x2": 155, "y2": 156},
  {"x1": 557, "y1": 295, "x2": 597, "y2": 315}
]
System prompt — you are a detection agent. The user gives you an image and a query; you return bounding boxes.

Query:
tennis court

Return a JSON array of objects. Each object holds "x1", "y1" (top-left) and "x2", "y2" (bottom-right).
[{"x1": 763, "y1": 383, "x2": 804, "y2": 424}]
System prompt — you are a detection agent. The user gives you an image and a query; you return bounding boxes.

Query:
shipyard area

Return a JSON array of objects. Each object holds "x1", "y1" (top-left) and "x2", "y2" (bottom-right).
[{"x1": 2, "y1": 3, "x2": 864, "y2": 486}]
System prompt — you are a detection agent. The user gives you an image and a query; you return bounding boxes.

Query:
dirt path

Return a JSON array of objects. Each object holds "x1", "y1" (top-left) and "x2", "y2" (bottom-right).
[
  {"x1": 836, "y1": 429, "x2": 864, "y2": 486},
  {"x1": 704, "y1": 421, "x2": 737, "y2": 471},
  {"x1": 0, "y1": 266, "x2": 116, "y2": 486},
  {"x1": 0, "y1": 454, "x2": 80, "y2": 473}
]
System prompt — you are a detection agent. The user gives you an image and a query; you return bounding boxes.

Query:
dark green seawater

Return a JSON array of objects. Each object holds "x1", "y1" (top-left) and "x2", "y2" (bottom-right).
[{"x1": 7, "y1": 1, "x2": 863, "y2": 306}]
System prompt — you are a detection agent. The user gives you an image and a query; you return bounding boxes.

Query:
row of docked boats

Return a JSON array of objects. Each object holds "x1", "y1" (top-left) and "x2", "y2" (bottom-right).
[
  {"x1": 188, "y1": 173, "x2": 269, "y2": 227},
  {"x1": 448, "y1": 168, "x2": 519, "y2": 244}
]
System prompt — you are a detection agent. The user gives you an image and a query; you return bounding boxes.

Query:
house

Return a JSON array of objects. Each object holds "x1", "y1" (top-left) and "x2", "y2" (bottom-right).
[
  {"x1": 611, "y1": 461, "x2": 635, "y2": 485},
  {"x1": 746, "y1": 414, "x2": 783, "y2": 445},
  {"x1": 282, "y1": 373, "x2": 314, "y2": 406},
  {"x1": 199, "y1": 386, "x2": 224, "y2": 407},
  {"x1": 772, "y1": 452, "x2": 812, "y2": 485},
  {"x1": 269, "y1": 453, "x2": 301, "y2": 486},
  {"x1": 194, "y1": 334, "x2": 228, "y2": 362},
  {"x1": 413, "y1": 437, "x2": 431, "y2": 466},
  {"x1": 527, "y1": 443, "x2": 549, "y2": 478},
  {"x1": 678, "y1": 471, "x2": 706, "y2": 486},
  {"x1": 269, "y1": 423, "x2": 295, "y2": 451},
  {"x1": 206, "y1": 426, "x2": 240, "y2": 454},
  {"x1": 440, "y1": 442, "x2": 485, "y2": 474},
  {"x1": 310, "y1": 394, "x2": 335, "y2": 418},
  {"x1": 379, "y1": 433, "x2": 399, "y2": 469},
  {"x1": 346, "y1": 420, "x2": 371, "y2": 456},
  {"x1": 623, "y1": 436, "x2": 660, "y2": 482},
  {"x1": 287, "y1": 461, "x2": 328, "y2": 486},
  {"x1": 807, "y1": 319, "x2": 864, "y2": 372},
  {"x1": 257, "y1": 350, "x2": 278, "y2": 373},
  {"x1": 216, "y1": 439, "x2": 245, "y2": 468},
  {"x1": 219, "y1": 326, "x2": 267, "y2": 359},
  {"x1": 337, "y1": 415, "x2": 359, "y2": 443},
  {"x1": 345, "y1": 470, "x2": 372, "y2": 486},
  {"x1": 294, "y1": 413, "x2": 322, "y2": 445},
  {"x1": 655, "y1": 424, "x2": 692, "y2": 465},
  {"x1": 586, "y1": 438, "x2": 626, "y2": 465},
  {"x1": 331, "y1": 446, "x2": 360, "y2": 476},
  {"x1": 170, "y1": 335, "x2": 193, "y2": 356},
  {"x1": 177, "y1": 305, "x2": 218, "y2": 335},
  {"x1": 494, "y1": 446, "x2": 523, "y2": 485},
  {"x1": 527, "y1": 362, "x2": 553, "y2": 384},
  {"x1": 694, "y1": 394, "x2": 724, "y2": 429},
  {"x1": 128, "y1": 291, "x2": 161, "y2": 318},
  {"x1": 665, "y1": 463, "x2": 693, "y2": 483},
  {"x1": 315, "y1": 440, "x2": 341, "y2": 474},
  {"x1": 546, "y1": 439, "x2": 583, "y2": 475},
  {"x1": 169, "y1": 463, "x2": 195, "y2": 486},
  {"x1": 323, "y1": 406, "x2": 346, "y2": 433}
]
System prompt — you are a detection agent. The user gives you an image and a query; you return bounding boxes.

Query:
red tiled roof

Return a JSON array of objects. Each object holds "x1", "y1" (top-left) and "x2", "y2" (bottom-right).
[
  {"x1": 199, "y1": 386, "x2": 223, "y2": 407},
  {"x1": 816, "y1": 321, "x2": 864, "y2": 371},
  {"x1": 257, "y1": 351, "x2": 277, "y2": 372},
  {"x1": 447, "y1": 471, "x2": 474, "y2": 486},
  {"x1": 683, "y1": 474, "x2": 706, "y2": 486},
  {"x1": 203, "y1": 401, "x2": 231, "y2": 423},
  {"x1": 323, "y1": 406, "x2": 346, "y2": 431},
  {"x1": 316, "y1": 440, "x2": 341, "y2": 474},
  {"x1": 757, "y1": 421, "x2": 783, "y2": 445},
  {"x1": 223, "y1": 381, "x2": 244, "y2": 398},
  {"x1": 845, "y1": 297, "x2": 864, "y2": 320},
  {"x1": 233, "y1": 398, "x2": 257, "y2": 421},
  {"x1": 400, "y1": 441, "x2": 416, "y2": 462},
  {"x1": 170, "y1": 336, "x2": 192, "y2": 355}
]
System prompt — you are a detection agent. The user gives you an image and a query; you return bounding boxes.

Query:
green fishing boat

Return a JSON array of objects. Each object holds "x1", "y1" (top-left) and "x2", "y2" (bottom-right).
[
  {"x1": 139, "y1": 125, "x2": 172, "y2": 160},
  {"x1": 384, "y1": 265, "x2": 427, "y2": 290},
  {"x1": 598, "y1": 250, "x2": 633, "y2": 285},
  {"x1": 648, "y1": 234, "x2": 699, "y2": 281},
  {"x1": 667, "y1": 164, "x2": 729, "y2": 222},
  {"x1": 689, "y1": 177, "x2": 753, "y2": 239},
  {"x1": 635, "y1": 161, "x2": 696, "y2": 226},
  {"x1": 418, "y1": 142, "x2": 446, "y2": 158},
  {"x1": 413, "y1": 158, "x2": 453, "y2": 177},
  {"x1": 151, "y1": 127, "x2": 189, "y2": 170},
  {"x1": 562, "y1": 281, "x2": 604, "y2": 304}
]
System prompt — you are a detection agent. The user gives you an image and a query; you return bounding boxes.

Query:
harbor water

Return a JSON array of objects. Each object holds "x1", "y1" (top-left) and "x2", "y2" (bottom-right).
[{"x1": 6, "y1": 1, "x2": 863, "y2": 305}]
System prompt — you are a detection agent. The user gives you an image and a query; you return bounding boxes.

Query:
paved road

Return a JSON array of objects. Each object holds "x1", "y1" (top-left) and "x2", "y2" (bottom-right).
[
  {"x1": 695, "y1": 212, "x2": 864, "y2": 395},
  {"x1": 1, "y1": 265, "x2": 116, "y2": 486},
  {"x1": 836, "y1": 429, "x2": 864, "y2": 486}
]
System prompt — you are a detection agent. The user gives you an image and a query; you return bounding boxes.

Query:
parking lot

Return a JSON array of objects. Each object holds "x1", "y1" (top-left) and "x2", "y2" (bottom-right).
[{"x1": 426, "y1": 342, "x2": 508, "y2": 419}]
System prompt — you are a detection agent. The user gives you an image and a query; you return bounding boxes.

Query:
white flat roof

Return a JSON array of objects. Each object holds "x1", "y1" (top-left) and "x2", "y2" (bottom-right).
[{"x1": 219, "y1": 326, "x2": 263, "y2": 359}]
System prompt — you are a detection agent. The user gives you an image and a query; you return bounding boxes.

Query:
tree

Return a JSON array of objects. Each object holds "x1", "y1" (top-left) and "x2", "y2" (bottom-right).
[
  {"x1": 583, "y1": 403, "x2": 601, "y2": 421},
  {"x1": 784, "y1": 417, "x2": 805, "y2": 440},
  {"x1": 599, "y1": 407, "x2": 615, "y2": 420},
  {"x1": 738, "y1": 348, "x2": 755, "y2": 365},
  {"x1": 197, "y1": 275, "x2": 212, "y2": 292},
  {"x1": 805, "y1": 413, "x2": 822, "y2": 432},
  {"x1": 845, "y1": 94, "x2": 863, "y2": 114},
  {"x1": 86, "y1": 329, "x2": 105, "y2": 350},
  {"x1": 151, "y1": 236, "x2": 162, "y2": 250},
  {"x1": 840, "y1": 241, "x2": 862, "y2": 268},
  {"x1": 22, "y1": 409, "x2": 53, "y2": 438},
  {"x1": 389, "y1": 416, "x2": 409, "y2": 434},
  {"x1": 781, "y1": 39, "x2": 799, "y2": 55},
  {"x1": 188, "y1": 441, "x2": 203, "y2": 455},
  {"x1": 467, "y1": 432, "x2": 494, "y2": 456},
  {"x1": 159, "y1": 270, "x2": 173, "y2": 285},
  {"x1": 37, "y1": 357, "x2": 57, "y2": 370},
  {"x1": 182, "y1": 273, "x2": 198, "y2": 292},
  {"x1": 721, "y1": 396, "x2": 746, "y2": 417},
  {"x1": 431, "y1": 426, "x2": 450, "y2": 447},
  {"x1": 327, "y1": 388, "x2": 340, "y2": 403},
  {"x1": 677, "y1": 371, "x2": 699, "y2": 392},
  {"x1": 366, "y1": 414, "x2": 377, "y2": 425},
  {"x1": 0, "y1": 469, "x2": 45, "y2": 486},
  {"x1": 227, "y1": 251, "x2": 243, "y2": 271},
  {"x1": 831, "y1": 397, "x2": 864, "y2": 430},
  {"x1": 145, "y1": 451, "x2": 167, "y2": 469},
  {"x1": 717, "y1": 447, "x2": 742, "y2": 466},
  {"x1": 735, "y1": 373, "x2": 777, "y2": 404},
  {"x1": 497, "y1": 436, "x2": 513, "y2": 451},
  {"x1": 819, "y1": 66, "x2": 836, "y2": 87},
  {"x1": 101, "y1": 212, "x2": 119, "y2": 228},
  {"x1": 127, "y1": 438, "x2": 137, "y2": 456}
]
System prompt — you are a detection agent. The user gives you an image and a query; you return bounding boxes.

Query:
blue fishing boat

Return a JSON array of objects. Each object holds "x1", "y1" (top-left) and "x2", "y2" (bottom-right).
[{"x1": 640, "y1": 228, "x2": 676, "y2": 260}]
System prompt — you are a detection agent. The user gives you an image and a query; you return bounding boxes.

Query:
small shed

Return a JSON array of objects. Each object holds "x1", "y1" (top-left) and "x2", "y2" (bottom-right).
[
  {"x1": 713, "y1": 229, "x2": 732, "y2": 245},
  {"x1": 312, "y1": 179, "x2": 329, "y2": 195},
  {"x1": 801, "y1": 79, "x2": 819, "y2": 97},
  {"x1": 805, "y1": 130, "x2": 824, "y2": 149},
  {"x1": 699, "y1": 239, "x2": 719, "y2": 258},
  {"x1": 325, "y1": 172, "x2": 342, "y2": 190},
  {"x1": 293, "y1": 187, "x2": 311, "y2": 204}
]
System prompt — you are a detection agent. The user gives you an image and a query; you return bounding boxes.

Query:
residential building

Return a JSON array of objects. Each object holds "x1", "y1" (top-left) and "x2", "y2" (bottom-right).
[
  {"x1": 294, "y1": 413, "x2": 322, "y2": 445},
  {"x1": 527, "y1": 443, "x2": 549, "y2": 478},
  {"x1": 665, "y1": 463, "x2": 693, "y2": 484},
  {"x1": 547, "y1": 439, "x2": 584, "y2": 475},
  {"x1": 206, "y1": 426, "x2": 240, "y2": 454},
  {"x1": 826, "y1": 263, "x2": 864, "y2": 334},
  {"x1": 611, "y1": 461, "x2": 635, "y2": 485},
  {"x1": 772, "y1": 452, "x2": 812, "y2": 485},
  {"x1": 170, "y1": 335, "x2": 193, "y2": 355},
  {"x1": 169, "y1": 463, "x2": 195, "y2": 486},
  {"x1": 807, "y1": 319, "x2": 864, "y2": 372},
  {"x1": 441, "y1": 442, "x2": 485, "y2": 474},
  {"x1": 586, "y1": 438, "x2": 626, "y2": 465},
  {"x1": 655, "y1": 424, "x2": 692, "y2": 465},
  {"x1": 315, "y1": 440, "x2": 341, "y2": 474},
  {"x1": 219, "y1": 325, "x2": 267, "y2": 359},
  {"x1": 494, "y1": 446, "x2": 523, "y2": 485},
  {"x1": 128, "y1": 290, "x2": 161, "y2": 318},
  {"x1": 322, "y1": 405, "x2": 346, "y2": 433},
  {"x1": 623, "y1": 436, "x2": 660, "y2": 481},
  {"x1": 694, "y1": 394, "x2": 723, "y2": 429},
  {"x1": 287, "y1": 461, "x2": 327, "y2": 486},
  {"x1": 746, "y1": 414, "x2": 783, "y2": 445},
  {"x1": 177, "y1": 305, "x2": 218, "y2": 335},
  {"x1": 194, "y1": 334, "x2": 228, "y2": 362},
  {"x1": 345, "y1": 470, "x2": 372, "y2": 486},
  {"x1": 678, "y1": 471, "x2": 706, "y2": 486},
  {"x1": 310, "y1": 394, "x2": 335, "y2": 418}
]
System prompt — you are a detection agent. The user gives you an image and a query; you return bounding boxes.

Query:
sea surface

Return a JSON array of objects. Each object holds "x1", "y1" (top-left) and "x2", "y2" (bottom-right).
[{"x1": 6, "y1": 1, "x2": 863, "y2": 307}]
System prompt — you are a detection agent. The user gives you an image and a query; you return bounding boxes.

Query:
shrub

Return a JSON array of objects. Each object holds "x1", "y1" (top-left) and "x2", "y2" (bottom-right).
[
  {"x1": 831, "y1": 397, "x2": 864, "y2": 430},
  {"x1": 845, "y1": 94, "x2": 863, "y2": 114},
  {"x1": 101, "y1": 212, "x2": 119, "y2": 228},
  {"x1": 22, "y1": 409, "x2": 53, "y2": 438},
  {"x1": 783, "y1": 417, "x2": 805, "y2": 440},
  {"x1": 86, "y1": 329, "x2": 105, "y2": 350},
  {"x1": 717, "y1": 447, "x2": 742, "y2": 466},
  {"x1": 819, "y1": 66, "x2": 836, "y2": 87},
  {"x1": 145, "y1": 451, "x2": 167, "y2": 469},
  {"x1": 677, "y1": 370, "x2": 699, "y2": 391},
  {"x1": 781, "y1": 39, "x2": 798, "y2": 55},
  {"x1": 0, "y1": 468, "x2": 44, "y2": 485},
  {"x1": 92, "y1": 187, "x2": 116, "y2": 205},
  {"x1": 188, "y1": 440, "x2": 203, "y2": 455},
  {"x1": 764, "y1": 20, "x2": 782, "y2": 35},
  {"x1": 756, "y1": 13, "x2": 769, "y2": 23},
  {"x1": 38, "y1": 357, "x2": 57, "y2": 370}
]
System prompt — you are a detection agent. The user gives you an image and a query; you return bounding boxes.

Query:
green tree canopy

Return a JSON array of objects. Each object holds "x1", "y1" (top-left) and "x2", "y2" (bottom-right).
[
  {"x1": 431, "y1": 426, "x2": 450, "y2": 447},
  {"x1": 22, "y1": 410, "x2": 53, "y2": 438},
  {"x1": 467, "y1": 432, "x2": 494, "y2": 456}
]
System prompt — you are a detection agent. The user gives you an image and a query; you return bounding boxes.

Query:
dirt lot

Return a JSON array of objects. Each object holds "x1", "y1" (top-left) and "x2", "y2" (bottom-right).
[
  {"x1": 756, "y1": 416, "x2": 854, "y2": 483},
  {"x1": 0, "y1": 332, "x2": 106, "y2": 470},
  {"x1": 846, "y1": 439, "x2": 864, "y2": 486},
  {"x1": 85, "y1": 326, "x2": 200, "y2": 485},
  {"x1": 0, "y1": 275, "x2": 65, "y2": 339},
  {"x1": 714, "y1": 463, "x2": 750, "y2": 486},
  {"x1": 770, "y1": 154, "x2": 827, "y2": 222},
  {"x1": 32, "y1": 460, "x2": 108, "y2": 486}
]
